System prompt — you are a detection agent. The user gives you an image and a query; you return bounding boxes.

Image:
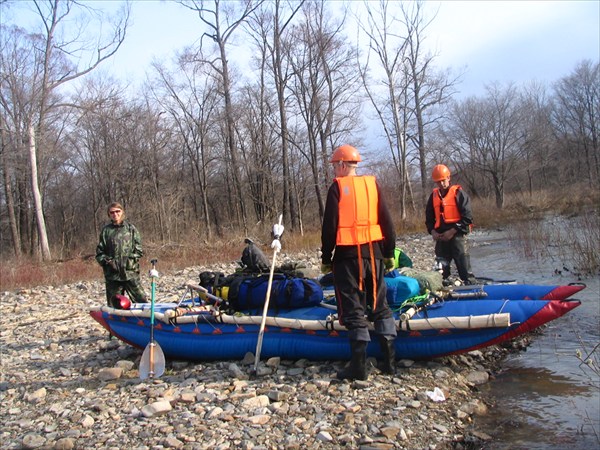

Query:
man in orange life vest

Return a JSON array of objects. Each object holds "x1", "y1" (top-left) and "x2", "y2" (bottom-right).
[
  {"x1": 425, "y1": 164, "x2": 474, "y2": 284},
  {"x1": 321, "y1": 145, "x2": 397, "y2": 381}
]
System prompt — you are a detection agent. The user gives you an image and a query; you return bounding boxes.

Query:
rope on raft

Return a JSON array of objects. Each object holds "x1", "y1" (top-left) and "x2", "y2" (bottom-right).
[
  {"x1": 91, "y1": 284, "x2": 514, "y2": 332},
  {"x1": 93, "y1": 303, "x2": 512, "y2": 332},
  {"x1": 398, "y1": 312, "x2": 511, "y2": 331}
]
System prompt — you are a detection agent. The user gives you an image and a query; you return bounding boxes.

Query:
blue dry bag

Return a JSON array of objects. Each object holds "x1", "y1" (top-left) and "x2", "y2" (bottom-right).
[{"x1": 384, "y1": 270, "x2": 420, "y2": 307}]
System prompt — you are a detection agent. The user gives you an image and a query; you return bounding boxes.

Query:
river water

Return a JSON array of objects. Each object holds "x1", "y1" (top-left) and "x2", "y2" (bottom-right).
[{"x1": 465, "y1": 226, "x2": 600, "y2": 449}]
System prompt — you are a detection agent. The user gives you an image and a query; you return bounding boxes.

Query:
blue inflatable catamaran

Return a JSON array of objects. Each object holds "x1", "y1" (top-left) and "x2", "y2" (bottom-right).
[{"x1": 90, "y1": 278, "x2": 583, "y2": 362}]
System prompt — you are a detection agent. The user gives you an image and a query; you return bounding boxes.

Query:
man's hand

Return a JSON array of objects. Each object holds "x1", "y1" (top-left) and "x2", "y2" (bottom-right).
[
  {"x1": 321, "y1": 263, "x2": 332, "y2": 274},
  {"x1": 384, "y1": 258, "x2": 395, "y2": 272},
  {"x1": 431, "y1": 230, "x2": 441, "y2": 241},
  {"x1": 106, "y1": 259, "x2": 118, "y2": 272}
]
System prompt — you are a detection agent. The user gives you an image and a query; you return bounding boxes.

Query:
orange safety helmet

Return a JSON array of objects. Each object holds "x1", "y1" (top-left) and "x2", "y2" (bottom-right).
[
  {"x1": 330, "y1": 144, "x2": 362, "y2": 163},
  {"x1": 432, "y1": 164, "x2": 451, "y2": 182}
]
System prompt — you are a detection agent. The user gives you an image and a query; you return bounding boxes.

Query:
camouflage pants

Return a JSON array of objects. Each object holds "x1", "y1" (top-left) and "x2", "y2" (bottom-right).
[{"x1": 105, "y1": 278, "x2": 148, "y2": 305}]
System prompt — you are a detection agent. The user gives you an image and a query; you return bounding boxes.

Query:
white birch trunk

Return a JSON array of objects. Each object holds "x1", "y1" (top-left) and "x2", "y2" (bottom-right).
[{"x1": 28, "y1": 124, "x2": 51, "y2": 261}]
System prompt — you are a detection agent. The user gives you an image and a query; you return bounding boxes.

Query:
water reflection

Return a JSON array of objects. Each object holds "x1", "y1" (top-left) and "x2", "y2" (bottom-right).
[
  {"x1": 492, "y1": 366, "x2": 591, "y2": 399},
  {"x1": 464, "y1": 229, "x2": 600, "y2": 450}
]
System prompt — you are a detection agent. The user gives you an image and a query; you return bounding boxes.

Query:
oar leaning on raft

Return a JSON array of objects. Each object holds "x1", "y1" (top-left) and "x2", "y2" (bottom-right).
[{"x1": 139, "y1": 259, "x2": 165, "y2": 380}]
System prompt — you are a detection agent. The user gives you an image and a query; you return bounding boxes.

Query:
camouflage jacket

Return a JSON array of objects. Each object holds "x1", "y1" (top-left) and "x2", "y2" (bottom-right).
[{"x1": 96, "y1": 221, "x2": 144, "y2": 281}]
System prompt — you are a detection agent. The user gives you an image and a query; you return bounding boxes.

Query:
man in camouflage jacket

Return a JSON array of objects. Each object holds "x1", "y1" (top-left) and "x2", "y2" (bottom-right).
[{"x1": 96, "y1": 202, "x2": 148, "y2": 306}]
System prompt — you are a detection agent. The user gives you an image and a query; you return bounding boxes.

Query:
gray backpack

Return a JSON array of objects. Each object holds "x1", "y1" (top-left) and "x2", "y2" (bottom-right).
[{"x1": 240, "y1": 238, "x2": 270, "y2": 273}]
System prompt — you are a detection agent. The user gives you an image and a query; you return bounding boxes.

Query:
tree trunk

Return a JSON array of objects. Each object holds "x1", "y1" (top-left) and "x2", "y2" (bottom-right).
[
  {"x1": 219, "y1": 41, "x2": 248, "y2": 232},
  {"x1": 0, "y1": 125, "x2": 22, "y2": 257},
  {"x1": 272, "y1": 4, "x2": 298, "y2": 231},
  {"x1": 28, "y1": 124, "x2": 51, "y2": 260}
]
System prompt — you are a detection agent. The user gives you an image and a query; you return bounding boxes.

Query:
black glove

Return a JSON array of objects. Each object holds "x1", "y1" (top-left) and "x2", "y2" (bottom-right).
[
  {"x1": 384, "y1": 258, "x2": 395, "y2": 272},
  {"x1": 321, "y1": 263, "x2": 332, "y2": 275}
]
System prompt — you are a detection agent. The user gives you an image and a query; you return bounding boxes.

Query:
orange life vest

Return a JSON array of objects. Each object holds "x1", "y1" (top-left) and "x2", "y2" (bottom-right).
[
  {"x1": 335, "y1": 176, "x2": 383, "y2": 245},
  {"x1": 433, "y1": 184, "x2": 462, "y2": 229}
]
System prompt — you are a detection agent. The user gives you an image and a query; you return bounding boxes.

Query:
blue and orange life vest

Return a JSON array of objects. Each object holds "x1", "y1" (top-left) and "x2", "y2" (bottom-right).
[
  {"x1": 433, "y1": 184, "x2": 462, "y2": 229},
  {"x1": 335, "y1": 175, "x2": 383, "y2": 245}
]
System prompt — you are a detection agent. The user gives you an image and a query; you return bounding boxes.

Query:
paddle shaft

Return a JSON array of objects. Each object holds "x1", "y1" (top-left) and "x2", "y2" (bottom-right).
[
  {"x1": 138, "y1": 260, "x2": 166, "y2": 380},
  {"x1": 253, "y1": 215, "x2": 283, "y2": 372},
  {"x1": 149, "y1": 259, "x2": 157, "y2": 377}
]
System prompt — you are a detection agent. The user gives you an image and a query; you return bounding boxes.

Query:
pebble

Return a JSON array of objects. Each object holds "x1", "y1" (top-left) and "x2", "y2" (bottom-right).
[{"x1": 0, "y1": 234, "x2": 521, "y2": 449}]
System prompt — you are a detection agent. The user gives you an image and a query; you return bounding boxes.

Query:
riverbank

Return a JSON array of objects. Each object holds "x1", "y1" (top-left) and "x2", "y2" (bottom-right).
[{"x1": 1, "y1": 234, "x2": 527, "y2": 449}]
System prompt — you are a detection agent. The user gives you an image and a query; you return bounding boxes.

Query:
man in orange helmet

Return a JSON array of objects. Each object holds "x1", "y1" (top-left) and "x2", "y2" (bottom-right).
[
  {"x1": 425, "y1": 164, "x2": 474, "y2": 285},
  {"x1": 321, "y1": 144, "x2": 397, "y2": 381}
]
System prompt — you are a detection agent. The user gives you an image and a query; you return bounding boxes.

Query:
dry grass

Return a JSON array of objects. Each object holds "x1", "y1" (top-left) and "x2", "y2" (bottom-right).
[
  {"x1": 570, "y1": 212, "x2": 600, "y2": 273},
  {"x1": 1, "y1": 185, "x2": 597, "y2": 292},
  {"x1": 504, "y1": 211, "x2": 600, "y2": 275},
  {"x1": 492, "y1": 187, "x2": 600, "y2": 276},
  {"x1": 472, "y1": 185, "x2": 599, "y2": 229},
  {"x1": 0, "y1": 230, "x2": 324, "y2": 292}
]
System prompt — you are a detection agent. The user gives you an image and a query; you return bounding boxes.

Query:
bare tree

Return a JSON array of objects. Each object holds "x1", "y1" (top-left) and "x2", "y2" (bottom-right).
[
  {"x1": 0, "y1": 26, "x2": 35, "y2": 257},
  {"x1": 551, "y1": 59, "x2": 600, "y2": 186},
  {"x1": 519, "y1": 82, "x2": 555, "y2": 195},
  {"x1": 150, "y1": 56, "x2": 221, "y2": 240},
  {"x1": 0, "y1": 122, "x2": 22, "y2": 257},
  {"x1": 68, "y1": 75, "x2": 190, "y2": 250},
  {"x1": 178, "y1": 0, "x2": 263, "y2": 233},
  {"x1": 358, "y1": 0, "x2": 411, "y2": 219},
  {"x1": 237, "y1": 84, "x2": 279, "y2": 223},
  {"x1": 1, "y1": 24, "x2": 72, "y2": 258},
  {"x1": 0, "y1": 0, "x2": 129, "y2": 260},
  {"x1": 358, "y1": 0, "x2": 459, "y2": 218},
  {"x1": 246, "y1": 0, "x2": 305, "y2": 230},
  {"x1": 445, "y1": 83, "x2": 524, "y2": 208},
  {"x1": 69, "y1": 78, "x2": 141, "y2": 236},
  {"x1": 242, "y1": 7, "x2": 278, "y2": 224},
  {"x1": 287, "y1": 1, "x2": 362, "y2": 222},
  {"x1": 401, "y1": 2, "x2": 459, "y2": 206},
  {"x1": 2, "y1": 1, "x2": 597, "y2": 261}
]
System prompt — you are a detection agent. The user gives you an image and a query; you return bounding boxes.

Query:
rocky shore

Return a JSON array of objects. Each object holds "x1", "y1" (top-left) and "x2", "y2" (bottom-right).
[{"x1": 0, "y1": 234, "x2": 522, "y2": 449}]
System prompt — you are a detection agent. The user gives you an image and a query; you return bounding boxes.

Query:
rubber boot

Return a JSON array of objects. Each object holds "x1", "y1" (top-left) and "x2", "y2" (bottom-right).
[
  {"x1": 378, "y1": 336, "x2": 396, "y2": 375},
  {"x1": 337, "y1": 340, "x2": 368, "y2": 381}
]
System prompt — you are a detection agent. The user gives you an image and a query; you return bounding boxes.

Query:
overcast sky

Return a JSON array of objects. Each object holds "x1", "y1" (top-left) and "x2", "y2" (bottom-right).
[{"x1": 4, "y1": 0, "x2": 599, "y2": 97}]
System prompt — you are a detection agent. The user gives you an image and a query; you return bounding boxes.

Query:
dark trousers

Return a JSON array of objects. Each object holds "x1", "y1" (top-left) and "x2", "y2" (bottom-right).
[
  {"x1": 435, "y1": 234, "x2": 473, "y2": 281},
  {"x1": 333, "y1": 257, "x2": 397, "y2": 342}
]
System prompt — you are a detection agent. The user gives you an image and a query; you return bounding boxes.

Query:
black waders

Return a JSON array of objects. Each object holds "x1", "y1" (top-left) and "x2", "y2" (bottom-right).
[
  {"x1": 337, "y1": 340, "x2": 368, "y2": 381},
  {"x1": 378, "y1": 336, "x2": 396, "y2": 375}
]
